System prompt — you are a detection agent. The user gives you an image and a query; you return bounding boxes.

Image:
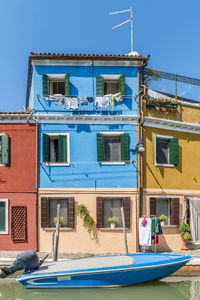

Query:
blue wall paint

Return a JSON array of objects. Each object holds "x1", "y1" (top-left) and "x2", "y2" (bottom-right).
[
  {"x1": 38, "y1": 123, "x2": 137, "y2": 188},
  {"x1": 30, "y1": 65, "x2": 138, "y2": 115}
]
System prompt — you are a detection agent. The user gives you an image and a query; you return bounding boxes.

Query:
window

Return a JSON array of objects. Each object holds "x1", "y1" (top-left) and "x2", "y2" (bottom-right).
[
  {"x1": 97, "y1": 133, "x2": 129, "y2": 163},
  {"x1": 0, "y1": 199, "x2": 8, "y2": 234},
  {"x1": 43, "y1": 73, "x2": 69, "y2": 96},
  {"x1": 155, "y1": 135, "x2": 179, "y2": 166},
  {"x1": 0, "y1": 134, "x2": 9, "y2": 166},
  {"x1": 150, "y1": 197, "x2": 180, "y2": 225},
  {"x1": 43, "y1": 133, "x2": 69, "y2": 164},
  {"x1": 96, "y1": 74, "x2": 125, "y2": 96},
  {"x1": 41, "y1": 197, "x2": 75, "y2": 228},
  {"x1": 96, "y1": 197, "x2": 130, "y2": 229}
]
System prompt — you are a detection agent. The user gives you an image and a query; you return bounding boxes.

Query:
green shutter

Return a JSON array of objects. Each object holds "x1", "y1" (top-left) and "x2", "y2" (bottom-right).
[
  {"x1": 97, "y1": 133, "x2": 104, "y2": 162},
  {"x1": 121, "y1": 133, "x2": 129, "y2": 162},
  {"x1": 118, "y1": 74, "x2": 125, "y2": 96},
  {"x1": 96, "y1": 76, "x2": 104, "y2": 96},
  {"x1": 65, "y1": 73, "x2": 70, "y2": 96},
  {"x1": 58, "y1": 135, "x2": 68, "y2": 163},
  {"x1": 169, "y1": 138, "x2": 179, "y2": 165},
  {"x1": 2, "y1": 135, "x2": 9, "y2": 165},
  {"x1": 43, "y1": 134, "x2": 49, "y2": 162},
  {"x1": 42, "y1": 74, "x2": 49, "y2": 96},
  {"x1": 0, "y1": 202, "x2": 5, "y2": 231}
]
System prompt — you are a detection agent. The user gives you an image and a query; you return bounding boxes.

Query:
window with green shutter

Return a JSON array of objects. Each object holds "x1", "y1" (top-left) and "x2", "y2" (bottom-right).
[
  {"x1": 97, "y1": 74, "x2": 126, "y2": 96},
  {"x1": 43, "y1": 74, "x2": 70, "y2": 96},
  {"x1": 155, "y1": 135, "x2": 179, "y2": 166},
  {"x1": 0, "y1": 199, "x2": 8, "y2": 233},
  {"x1": 97, "y1": 133, "x2": 129, "y2": 163},
  {"x1": 169, "y1": 138, "x2": 179, "y2": 165},
  {"x1": 0, "y1": 202, "x2": 5, "y2": 232},
  {"x1": 96, "y1": 76, "x2": 104, "y2": 96},
  {"x1": 0, "y1": 135, "x2": 10, "y2": 166},
  {"x1": 43, "y1": 134, "x2": 69, "y2": 164}
]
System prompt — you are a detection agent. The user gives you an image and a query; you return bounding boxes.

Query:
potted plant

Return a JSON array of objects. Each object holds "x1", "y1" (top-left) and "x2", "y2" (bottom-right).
[
  {"x1": 108, "y1": 217, "x2": 118, "y2": 229},
  {"x1": 158, "y1": 214, "x2": 167, "y2": 226},
  {"x1": 53, "y1": 217, "x2": 63, "y2": 227},
  {"x1": 178, "y1": 221, "x2": 192, "y2": 250}
]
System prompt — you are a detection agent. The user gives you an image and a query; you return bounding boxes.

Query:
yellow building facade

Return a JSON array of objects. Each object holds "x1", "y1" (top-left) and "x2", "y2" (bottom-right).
[{"x1": 142, "y1": 90, "x2": 200, "y2": 251}]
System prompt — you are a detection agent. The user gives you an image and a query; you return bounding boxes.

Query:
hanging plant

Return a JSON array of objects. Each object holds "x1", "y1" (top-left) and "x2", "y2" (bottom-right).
[
  {"x1": 144, "y1": 96, "x2": 178, "y2": 109},
  {"x1": 76, "y1": 204, "x2": 94, "y2": 233}
]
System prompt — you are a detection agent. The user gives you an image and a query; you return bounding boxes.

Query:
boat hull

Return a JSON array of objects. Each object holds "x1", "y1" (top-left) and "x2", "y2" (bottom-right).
[{"x1": 17, "y1": 254, "x2": 191, "y2": 289}]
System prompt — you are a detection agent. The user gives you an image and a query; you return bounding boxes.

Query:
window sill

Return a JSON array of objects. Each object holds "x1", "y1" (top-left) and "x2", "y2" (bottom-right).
[
  {"x1": 43, "y1": 227, "x2": 73, "y2": 232},
  {"x1": 100, "y1": 162, "x2": 126, "y2": 165},
  {"x1": 100, "y1": 227, "x2": 128, "y2": 231},
  {"x1": 162, "y1": 225, "x2": 178, "y2": 228},
  {"x1": 0, "y1": 232, "x2": 8, "y2": 235},
  {"x1": 0, "y1": 164, "x2": 6, "y2": 167},
  {"x1": 45, "y1": 163, "x2": 70, "y2": 167},
  {"x1": 155, "y1": 163, "x2": 175, "y2": 168}
]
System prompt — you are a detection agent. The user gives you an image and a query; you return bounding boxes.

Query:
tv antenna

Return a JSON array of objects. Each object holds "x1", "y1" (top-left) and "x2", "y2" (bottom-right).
[{"x1": 108, "y1": 8, "x2": 133, "y2": 52}]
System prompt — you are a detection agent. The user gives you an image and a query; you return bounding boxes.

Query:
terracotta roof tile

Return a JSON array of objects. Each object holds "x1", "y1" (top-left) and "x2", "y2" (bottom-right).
[{"x1": 29, "y1": 52, "x2": 149, "y2": 61}]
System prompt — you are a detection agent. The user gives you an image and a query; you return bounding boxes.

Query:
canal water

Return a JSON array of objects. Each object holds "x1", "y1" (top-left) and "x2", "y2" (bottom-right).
[{"x1": 0, "y1": 277, "x2": 200, "y2": 300}]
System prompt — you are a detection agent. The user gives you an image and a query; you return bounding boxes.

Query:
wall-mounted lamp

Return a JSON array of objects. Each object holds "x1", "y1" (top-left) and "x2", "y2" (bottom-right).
[{"x1": 136, "y1": 139, "x2": 145, "y2": 153}]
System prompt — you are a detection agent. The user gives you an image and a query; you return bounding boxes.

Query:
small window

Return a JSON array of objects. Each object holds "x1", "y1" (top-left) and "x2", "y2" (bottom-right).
[
  {"x1": 104, "y1": 136, "x2": 121, "y2": 162},
  {"x1": 155, "y1": 135, "x2": 179, "y2": 166},
  {"x1": 103, "y1": 198, "x2": 123, "y2": 228},
  {"x1": 50, "y1": 79, "x2": 65, "y2": 95},
  {"x1": 0, "y1": 199, "x2": 8, "y2": 234},
  {"x1": 97, "y1": 133, "x2": 129, "y2": 163},
  {"x1": 49, "y1": 199, "x2": 68, "y2": 227},
  {"x1": 150, "y1": 197, "x2": 180, "y2": 226},
  {"x1": 42, "y1": 73, "x2": 70, "y2": 96},
  {"x1": 156, "y1": 198, "x2": 170, "y2": 225},
  {"x1": 104, "y1": 80, "x2": 119, "y2": 95},
  {"x1": 43, "y1": 134, "x2": 69, "y2": 164},
  {"x1": 41, "y1": 197, "x2": 75, "y2": 228},
  {"x1": 0, "y1": 136, "x2": 2, "y2": 164},
  {"x1": 96, "y1": 74, "x2": 125, "y2": 97},
  {"x1": 0, "y1": 135, "x2": 9, "y2": 166}
]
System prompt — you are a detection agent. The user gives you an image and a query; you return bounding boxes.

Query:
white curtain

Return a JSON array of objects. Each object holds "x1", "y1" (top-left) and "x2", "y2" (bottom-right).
[{"x1": 187, "y1": 197, "x2": 200, "y2": 242}]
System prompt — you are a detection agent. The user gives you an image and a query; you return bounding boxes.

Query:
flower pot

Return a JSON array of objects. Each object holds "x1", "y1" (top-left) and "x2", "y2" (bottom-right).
[
  {"x1": 160, "y1": 221, "x2": 165, "y2": 227},
  {"x1": 110, "y1": 223, "x2": 116, "y2": 229},
  {"x1": 181, "y1": 239, "x2": 189, "y2": 251}
]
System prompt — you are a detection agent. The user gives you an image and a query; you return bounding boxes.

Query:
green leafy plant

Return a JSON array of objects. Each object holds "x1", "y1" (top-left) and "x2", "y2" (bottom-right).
[
  {"x1": 53, "y1": 217, "x2": 63, "y2": 226},
  {"x1": 179, "y1": 221, "x2": 191, "y2": 240},
  {"x1": 182, "y1": 232, "x2": 192, "y2": 241},
  {"x1": 158, "y1": 214, "x2": 167, "y2": 222},
  {"x1": 76, "y1": 204, "x2": 94, "y2": 233},
  {"x1": 108, "y1": 217, "x2": 118, "y2": 224}
]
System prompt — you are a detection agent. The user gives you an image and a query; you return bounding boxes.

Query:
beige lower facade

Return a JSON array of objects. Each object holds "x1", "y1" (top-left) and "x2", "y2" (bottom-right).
[
  {"x1": 38, "y1": 188, "x2": 139, "y2": 254},
  {"x1": 143, "y1": 188, "x2": 200, "y2": 252}
]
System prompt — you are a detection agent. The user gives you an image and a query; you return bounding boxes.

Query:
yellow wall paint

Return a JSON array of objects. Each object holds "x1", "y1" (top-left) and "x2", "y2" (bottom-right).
[
  {"x1": 143, "y1": 101, "x2": 200, "y2": 124},
  {"x1": 143, "y1": 126, "x2": 200, "y2": 190}
]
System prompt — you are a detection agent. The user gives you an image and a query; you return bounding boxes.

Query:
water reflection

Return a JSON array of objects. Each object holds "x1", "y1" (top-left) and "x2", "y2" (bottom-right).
[{"x1": 0, "y1": 278, "x2": 200, "y2": 300}]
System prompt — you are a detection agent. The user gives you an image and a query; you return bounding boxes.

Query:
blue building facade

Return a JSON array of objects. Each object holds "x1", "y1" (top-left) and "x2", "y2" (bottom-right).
[{"x1": 27, "y1": 53, "x2": 148, "y2": 253}]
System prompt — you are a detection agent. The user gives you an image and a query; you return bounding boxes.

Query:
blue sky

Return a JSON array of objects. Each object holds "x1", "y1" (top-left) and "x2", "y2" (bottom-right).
[{"x1": 0, "y1": 0, "x2": 200, "y2": 111}]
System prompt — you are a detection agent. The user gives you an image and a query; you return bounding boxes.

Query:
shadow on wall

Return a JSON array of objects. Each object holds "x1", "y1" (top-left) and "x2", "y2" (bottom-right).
[{"x1": 156, "y1": 228, "x2": 181, "y2": 252}]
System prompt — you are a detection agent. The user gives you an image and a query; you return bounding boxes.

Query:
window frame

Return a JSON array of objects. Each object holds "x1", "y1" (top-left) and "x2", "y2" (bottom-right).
[
  {"x1": 0, "y1": 199, "x2": 9, "y2": 234},
  {"x1": 100, "y1": 132, "x2": 126, "y2": 165},
  {"x1": 154, "y1": 134, "x2": 175, "y2": 167},
  {"x1": 48, "y1": 76, "x2": 65, "y2": 96},
  {"x1": 44, "y1": 133, "x2": 70, "y2": 166},
  {"x1": 102, "y1": 75, "x2": 121, "y2": 96},
  {"x1": 0, "y1": 133, "x2": 6, "y2": 166}
]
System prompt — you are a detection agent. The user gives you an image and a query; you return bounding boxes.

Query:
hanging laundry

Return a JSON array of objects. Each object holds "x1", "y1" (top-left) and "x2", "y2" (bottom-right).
[
  {"x1": 139, "y1": 218, "x2": 152, "y2": 246},
  {"x1": 95, "y1": 96, "x2": 111, "y2": 108},
  {"x1": 151, "y1": 218, "x2": 156, "y2": 235},
  {"x1": 64, "y1": 97, "x2": 79, "y2": 110},
  {"x1": 141, "y1": 217, "x2": 147, "y2": 227},
  {"x1": 153, "y1": 235, "x2": 159, "y2": 244},
  {"x1": 87, "y1": 97, "x2": 93, "y2": 102},
  {"x1": 156, "y1": 219, "x2": 163, "y2": 235},
  {"x1": 78, "y1": 97, "x2": 88, "y2": 105},
  {"x1": 55, "y1": 96, "x2": 63, "y2": 105},
  {"x1": 46, "y1": 95, "x2": 56, "y2": 100}
]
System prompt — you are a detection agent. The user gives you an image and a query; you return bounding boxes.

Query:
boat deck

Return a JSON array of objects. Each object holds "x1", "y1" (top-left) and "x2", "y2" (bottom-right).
[{"x1": 31, "y1": 255, "x2": 134, "y2": 275}]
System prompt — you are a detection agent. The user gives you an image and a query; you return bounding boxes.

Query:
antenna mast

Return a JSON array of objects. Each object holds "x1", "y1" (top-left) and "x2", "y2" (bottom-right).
[{"x1": 108, "y1": 8, "x2": 133, "y2": 52}]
